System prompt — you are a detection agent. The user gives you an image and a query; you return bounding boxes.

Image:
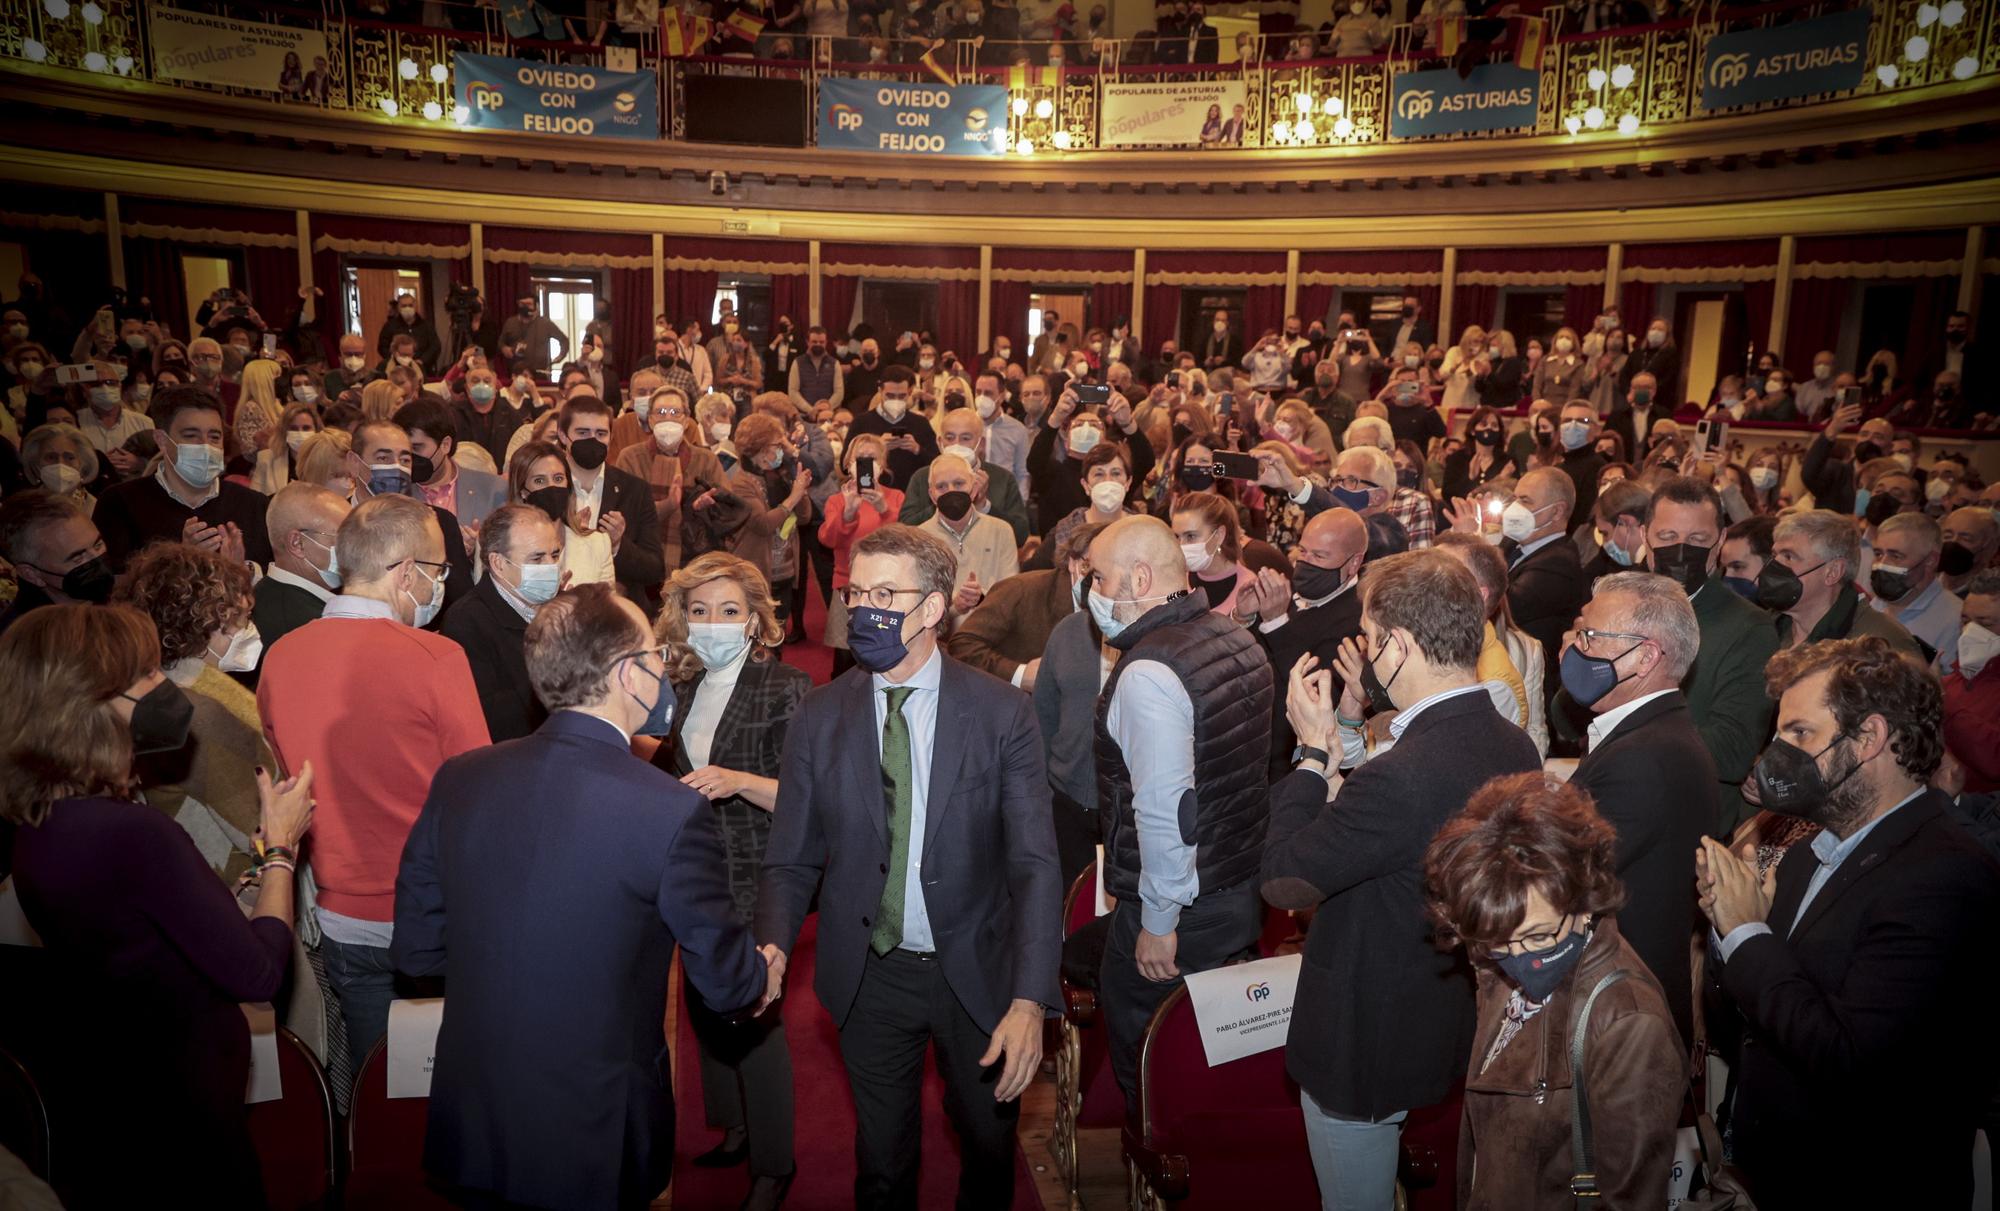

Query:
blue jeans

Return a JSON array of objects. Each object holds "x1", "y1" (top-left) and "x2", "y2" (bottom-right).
[
  {"x1": 1300, "y1": 1090, "x2": 1407, "y2": 1211},
  {"x1": 321, "y1": 936, "x2": 397, "y2": 1063}
]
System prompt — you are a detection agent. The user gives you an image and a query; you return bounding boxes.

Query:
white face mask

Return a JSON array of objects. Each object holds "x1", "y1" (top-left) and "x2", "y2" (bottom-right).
[
  {"x1": 1647, "y1": 329, "x2": 1667, "y2": 347},
  {"x1": 586, "y1": 347, "x2": 604, "y2": 363},
  {"x1": 399, "y1": 307, "x2": 416, "y2": 322},
  {"x1": 1960, "y1": 621, "x2": 2000, "y2": 679},
  {"x1": 1749, "y1": 466, "x2": 1779, "y2": 492},
  {"x1": 1274, "y1": 422, "x2": 1298, "y2": 441},
  {"x1": 1555, "y1": 337, "x2": 1574, "y2": 353},
  {"x1": 212, "y1": 622, "x2": 264, "y2": 673},
  {"x1": 403, "y1": 562, "x2": 445, "y2": 628},
  {"x1": 1069, "y1": 424, "x2": 1102, "y2": 454},
  {"x1": 38, "y1": 463, "x2": 81, "y2": 494},
  {"x1": 1181, "y1": 539, "x2": 1214, "y2": 574},
  {"x1": 1927, "y1": 476, "x2": 1951, "y2": 502},
  {"x1": 1501, "y1": 499, "x2": 1543, "y2": 542},
  {"x1": 654, "y1": 420, "x2": 685, "y2": 451},
  {"x1": 294, "y1": 385, "x2": 319, "y2": 405},
  {"x1": 975, "y1": 393, "x2": 999, "y2": 419},
  {"x1": 394, "y1": 354, "x2": 414, "y2": 367},
  {"x1": 285, "y1": 430, "x2": 312, "y2": 452},
  {"x1": 87, "y1": 385, "x2": 120, "y2": 411},
  {"x1": 1213, "y1": 320, "x2": 1228, "y2": 333},
  {"x1": 941, "y1": 443, "x2": 978, "y2": 465},
  {"x1": 708, "y1": 421, "x2": 733, "y2": 445},
  {"x1": 919, "y1": 357, "x2": 936, "y2": 370},
  {"x1": 1090, "y1": 479, "x2": 1128, "y2": 513},
  {"x1": 301, "y1": 531, "x2": 341, "y2": 589},
  {"x1": 687, "y1": 620, "x2": 752, "y2": 669},
  {"x1": 879, "y1": 397, "x2": 910, "y2": 422},
  {"x1": 1892, "y1": 453, "x2": 1914, "y2": 471},
  {"x1": 633, "y1": 393, "x2": 653, "y2": 420},
  {"x1": 342, "y1": 355, "x2": 365, "y2": 372}
]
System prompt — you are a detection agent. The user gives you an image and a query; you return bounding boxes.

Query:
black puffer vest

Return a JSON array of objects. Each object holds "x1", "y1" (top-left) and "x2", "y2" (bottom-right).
[{"x1": 1095, "y1": 590, "x2": 1274, "y2": 901}]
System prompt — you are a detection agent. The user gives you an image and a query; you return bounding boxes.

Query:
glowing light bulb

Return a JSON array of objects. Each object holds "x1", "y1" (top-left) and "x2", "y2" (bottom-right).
[
  {"x1": 1610, "y1": 63, "x2": 1635, "y2": 89},
  {"x1": 1940, "y1": 0, "x2": 1965, "y2": 24},
  {"x1": 1905, "y1": 35, "x2": 1929, "y2": 61},
  {"x1": 42, "y1": 0, "x2": 69, "y2": 19},
  {"x1": 1953, "y1": 55, "x2": 1978, "y2": 79},
  {"x1": 82, "y1": 50, "x2": 107, "y2": 71},
  {"x1": 1564, "y1": 114, "x2": 1582, "y2": 133},
  {"x1": 1034, "y1": 97, "x2": 1053, "y2": 119},
  {"x1": 113, "y1": 53, "x2": 132, "y2": 74},
  {"x1": 1011, "y1": 96, "x2": 1028, "y2": 116},
  {"x1": 430, "y1": 62, "x2": 448, "y2": 83},
  {"x1": 1294, "y1": 119, "x2": 1314, "y2": 141},
  {"x1": 1052, "y1": 129, "x2": 1072, "y2": 149},
  {"x1": 422, "y1": 100, "x2": 443, "y2": 120},
  {"x1": 1333, "y1": 116, "x2": 1353, "y2": 138},
  {"x1": 1915, "y1": 2, "x2": 1939, "y2": 25},
  {"x1": 452, "y1": 104, "x2": 471, "y2": 123},
  {"x1": 1617, "y1": 112, "x2": 1639, "y2": 135},
  {"x1": 1271, "y1": 119, "x2": 1292, "y2": 142},
  {"x1": 1323, "y1": 96, "x2": 1342, "y2": 116},
  {"x1": 398, "y1": 57, "x2": 418, "y2": 79},
  {"x1": 1583, "y1": 105, "x2": 1605, "y2": 129},
  {"x1": 1586, "y1": 67, "x2": 1607, "y2": 89},
  {"x1": 378, "y1": 97, "x2": 399, "y2": 117},
  {"x1": 21, "y1": 38, "x2": 46, "y2": 62},
  {"x1": 1015, "y1": 137, "x2": 1034, "y2": 155},
  {"x1": 80, "y1": 0, "x2": 102, "y2": 23},
  {"x1": 1875, "y1": 63, "x2": 1898, "y2": 85},
  {"x1": 1294, "y1": 91, "x2": 1313, "y2": 113}
]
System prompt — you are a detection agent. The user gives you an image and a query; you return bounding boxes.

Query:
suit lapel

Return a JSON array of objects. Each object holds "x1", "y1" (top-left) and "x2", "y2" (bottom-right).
[
  {"x1": 920, "y1": 660, "x2": 967, "y2": 861},
  {"x1": 1786, "y1": 796, "x2": 1938, "y2": 941},
  {"x1": 663, "y1": 672, "x2": 701, "y2": 775},
  {"x1": 714, "y1": 659, "x2": 766, "y2": 769},
  {"x1": 830, "y1": 670, "x2": 889, "y2": 848}
]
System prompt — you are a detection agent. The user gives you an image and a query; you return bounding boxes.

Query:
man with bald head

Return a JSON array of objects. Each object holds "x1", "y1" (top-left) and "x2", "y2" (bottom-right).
[
  {"x1": 1235, "y1": 507, "x2": 1370, "y2": 773},
  {"x1": 915, "y1": 452, "x2": 1019, "y2": 622},
  {"x1": 1089, "y1": 514, "x2": 1275, "y2": 1112},
  {"x1": 1941, "y1": 506, "x2": 1999, "y2": 595},
  {"x1": 1502, "y1": 466, "x2": 1588, "y2": 706},
  {"x1": 255, "y1": 482, "x2": 353, "y2": 647},
  {"x1": 898, "y1": 405, "x2": 1030, "y2": 543}
]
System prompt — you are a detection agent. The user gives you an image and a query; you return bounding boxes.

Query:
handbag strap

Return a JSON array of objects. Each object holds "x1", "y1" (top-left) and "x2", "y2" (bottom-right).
[{"x1": 1568, "y1": 969, "x2": 1633, "y2": 1205}]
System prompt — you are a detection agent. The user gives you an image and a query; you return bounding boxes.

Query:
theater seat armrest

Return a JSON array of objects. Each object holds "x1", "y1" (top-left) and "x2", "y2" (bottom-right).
[
  {"x1": 1063, "y1": 986, "x2": 1098, "y2": 1022},
  {"x1": 1122, "y1": 1126, "x2": 1190, "y2": 1201}
]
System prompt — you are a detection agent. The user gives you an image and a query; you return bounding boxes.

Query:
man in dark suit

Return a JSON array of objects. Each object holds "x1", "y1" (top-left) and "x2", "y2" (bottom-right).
[
  {"x1": 1605, "y1": 371, "x2": 1665, "y2": 467},
  {"x1": 757, "y1": 524, "x2": 1060, "y2": 1209},
  {"x1": 1699, "y1": 636, "x2": 2000, "y2": 1211},
  {"x1": 253, "y1": 482, "x2": 350, "y2": 649},
  {"x1": 1373, "y1": 294, "x2": 1436, "y2": 357},
  {"x1": 350, "y1": 420, "x2": 473, "y2": 615},
  {"x1": 1503, "y1": 467, "x2": 1588, "y2": 706},
  {"x1": 393, "y1": 583, "x2": 772, "y2": 1211},
  {"x1": 439, "y1": 504, "x2": 558, "y2": 742},
  {"x1": 558, "y1": 396, "x2": 666, "y2": 614},
  {"x1": 1564, "y1": 571, "x2": 1716, "y2": 1048},
  {"x1": 1263, "y1": 549, "x2": 1542, "y2": 1208},
  {"x1": 1641, "y1": 477, "x2": 1778, "y2": 831},
  {"x1": 1233, "y1": 507, "x2": 1368, "y2": 775}
]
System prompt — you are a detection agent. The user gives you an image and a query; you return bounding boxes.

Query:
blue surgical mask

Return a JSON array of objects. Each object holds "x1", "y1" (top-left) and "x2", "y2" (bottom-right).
[
  {"x1": 1723, "y1": 575, "x2": 1759, "y2": 600},
  {"x1": 1493, "y1": 922, "x2": 1591, "y2": 1003},
  {"x1": 849, "y1": 603, "x2": 923, "y2": 673},
  {"x1": 369, "y1": 464, "x2": 412, "y2": 497},
  {"x1": 1330, "y1": 485, "x2": 1374, "y2": 511},
  {"x1": 468, "y1": 382, "x2": 497, "y2": 404},
  {"x1": 1601, "y1": 534, "x2": 1635, "y2": 567},
  {"x1": 1852, "y1": 488, "x2": 1872, "y2": 518},
  {"x1": 404, "y1": 563, "x2": 445, "y2": 628},
  {"x1": 1559, "y1": 642, "x2": 1639, "y2": 708},
  {"x1": 625, "y1": 656, "x2": 675, "y2": 737},
  {"x1": 171, "y1": 439, "x2": 225, "y2": 488},
  {"x1": 301, "y1": 531, "x2": 342, "y2": 590},
  {"x1": 1560, "y1": 421, "x2": 1592, "y2": 450},
  {"x1": 508, "y1": 557, "x2": 560, "y2": 605},
  {"x1": 687, "y1": 621, "x2": 751, "y2": 669},
  {"x1": 1086, "y1": 587, "x2": 1128, "y2": 640}
]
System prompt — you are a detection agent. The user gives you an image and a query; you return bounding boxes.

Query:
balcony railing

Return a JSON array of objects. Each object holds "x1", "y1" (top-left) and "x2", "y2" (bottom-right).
[{"x1": 0, "y1": 0, "x2": 1993, "y2": 154}]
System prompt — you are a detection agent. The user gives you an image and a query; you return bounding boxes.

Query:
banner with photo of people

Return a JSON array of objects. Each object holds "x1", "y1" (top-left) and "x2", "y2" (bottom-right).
[
  {"x1": 147, "y1": 6, "x2": 331, "y2": 99},
  {"x1": 1100, "y1": 79, "x2": 1250, "y2": 148}
]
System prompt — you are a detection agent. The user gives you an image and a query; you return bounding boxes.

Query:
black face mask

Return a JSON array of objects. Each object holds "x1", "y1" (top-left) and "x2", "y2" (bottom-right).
[
  {"x1": 1869, "y1": 565, "x2": 1914, "y2": 602},
  {"x1": 1179, "y1": 466, "x2": 1215, "y2": 492},
  {"x1": 525, "y1": 485, "x2": 570, "y2": 523},
  {"x1": 1753, "y1": 734, "x2": 1862, "y2": 821},
  {"x1": 1864, "y1": 493, "x2": 1901, "y2": 527},
  {"x1": 1401, "y1": 305, "x2": 1416, "y2": 319},
  {"x1": 122, "y1": 680, "x2": 195, "y2": 755},
  {"x1": 1360, "y1": 635, "x2": 1405, "y2": 714},
  {"x1": 35, "y1": 555, "x2": 115, "y2": 604},
  {"x1": 1472, "y1": 428, "x2": 1501, "y2": 447},
  {"x1": 1648, "y1": 541, "x2": 1712, "y2": 596},
  {"x1": 1853, "y1": 441, "x2": 1884, "y2": 463},
  {"x1": 409, "y1": 453, "x2": 436, "y2": 485},
  {"x1": 1939, "y1": 542, "x2": 1976, "y2": 577},
  {"x1": 1171, "y1": 422, "x2": 1193, "y2": 448},
  {"x1": 1397, "y1": 468, "x2": 1421, "y2": 491},
  {"x1": 1292, "y1": 559, "x2": 1344, "y2": 603},
  {"x1": 935, "y1": 490, "x2": 973, "y2": 521},
  {"x1": 1756, "y1": 558, "x2": 1822, "y2": 612},
  {"x1": 568, "y1": 437, "x2": 607, "y2": 471},
  {"x1": 518, "y1": 304, "x2": 534, "y2": 318}
]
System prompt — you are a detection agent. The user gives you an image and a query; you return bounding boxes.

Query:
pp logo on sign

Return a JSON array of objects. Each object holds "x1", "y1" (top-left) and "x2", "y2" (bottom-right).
[
  {"x1": 1396, "y1": 89, "x2": 1437, "y2": 121},
  {"x1": 830, "y1": 103, "x2": 863, "y2": 131},
  {"x1": 1709, "y1": 52, "x2": 1750, "y2": 90},
  {"x1": 1245, "y1": 981, "x2": 1272, "y2": 1003},
  {"x1": 468, "y1": 80, "x2": 505, "y2": 111}
]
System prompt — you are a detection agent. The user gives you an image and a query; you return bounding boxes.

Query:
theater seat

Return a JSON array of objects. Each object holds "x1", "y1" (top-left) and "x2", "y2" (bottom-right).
[
  {"x1": 346, "y1": 1039, "x2": 454, "y2": 1208},
  {"x1": 1055, "y1": 864, "x2": 1124, "y2": 1203},
  {"x1": 1123, "y1": 983, "x2": 1317, "y2": 1208},
  {"x1": 246, "y1": 1027, "x2": 336, "y2": 1211},
  {"x1": 0, "y1": 1044, "x2": 49, "y2": 1182}
]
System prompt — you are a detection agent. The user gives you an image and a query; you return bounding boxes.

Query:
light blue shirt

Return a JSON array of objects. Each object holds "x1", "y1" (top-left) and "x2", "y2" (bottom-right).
[
  {"x1": 986, "y1": 413, "x2": 1032, "y2": 499},
  {"x1": 1105, "y1": 659, "x2": 1199, "y2": 936},
  {"x1": 1874, "y1": 575, "x2": 1963, "y2": 672},
  {"x1": 1335, "y1": 682, "x2": 1492, "y2": 768},
  {"x1": 1717, "y1": 788, "x2": 1924, "y2": 960},
  {"x1": 874, "y1": 645, "x2": 942, "y2": 953}
]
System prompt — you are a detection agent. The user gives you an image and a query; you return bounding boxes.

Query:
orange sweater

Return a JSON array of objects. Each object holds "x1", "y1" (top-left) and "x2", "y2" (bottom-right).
[{"x1": 257, "y1": 616, "x2": 491, "y2": 921}]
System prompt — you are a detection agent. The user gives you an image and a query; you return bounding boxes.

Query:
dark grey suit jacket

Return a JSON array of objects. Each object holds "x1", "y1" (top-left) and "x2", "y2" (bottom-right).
[{"x1": 755, "y1": 652, "x2": 1061, "y2": 1031}]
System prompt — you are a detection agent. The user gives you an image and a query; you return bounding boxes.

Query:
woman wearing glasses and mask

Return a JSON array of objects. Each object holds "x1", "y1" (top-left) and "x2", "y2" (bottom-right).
[
  {"x1": 1423, "y1": 770, "x2": 1681, "y2": 1209},
  {"x1": 643, "y1": 552, "x2": 808, "y2": 1207},
  {"x1": 0, "y1": 605, "x2": 315, "y2": 1207}
]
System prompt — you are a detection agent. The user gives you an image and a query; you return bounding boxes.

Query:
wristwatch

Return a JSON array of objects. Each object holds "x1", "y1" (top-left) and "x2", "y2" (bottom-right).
[{"x1": 1293, "y1": 744, "x2": 1330, "y2": 768}]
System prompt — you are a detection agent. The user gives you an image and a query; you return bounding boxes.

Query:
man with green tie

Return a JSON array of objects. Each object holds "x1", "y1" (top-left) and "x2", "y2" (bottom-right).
[{"x1": 756, "y1": 524, "x2": 1061, "y2": 1209}]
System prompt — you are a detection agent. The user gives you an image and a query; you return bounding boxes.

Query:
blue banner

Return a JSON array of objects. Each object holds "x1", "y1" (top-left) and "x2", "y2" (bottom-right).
[
  {"x1": 816, "y1": 78, "x2": 1009, "y2": 156},
  {"x1": 1698, "y1": 8, "x2": 1871, "y2": 111},
  {"x1": 1389, "y1": 64, "x2": 1540, "y2": 139},
  {"x1": 451, "y1": 52, "x2": 658, "y2": 140}
]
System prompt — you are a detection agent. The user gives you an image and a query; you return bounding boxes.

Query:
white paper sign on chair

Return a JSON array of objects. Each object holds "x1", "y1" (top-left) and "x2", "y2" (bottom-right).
[
  {"x1": 243, "y1": 1003, "x2": 283, "y2": 1104},
  {"x1": 387, "y1": 997, "x2": 446, "y2": 1099},
  {"x1": 1181, "y1": 953, "x2": 1303, "y2": 1067}
]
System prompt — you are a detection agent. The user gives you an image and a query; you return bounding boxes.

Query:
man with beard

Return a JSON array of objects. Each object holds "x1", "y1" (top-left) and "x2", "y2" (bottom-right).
[{"x1": 1698, "y1": 637, "x2": 2000, "y2": 1211}]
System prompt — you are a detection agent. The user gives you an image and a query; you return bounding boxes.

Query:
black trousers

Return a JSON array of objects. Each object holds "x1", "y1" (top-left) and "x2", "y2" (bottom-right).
[
  {"x1": 1099, "y1": 880, "x2": 1263, "y2": 1116},
  {"x1": 1050, "y1": 788, "x2": 1101, "y2": 897},
  {"x1": 686, "y1": 970, "x2": 795, "y2": 1178},
  {"x1": 837, "y1": 948, "x2": 1019, "y2": 1211}
]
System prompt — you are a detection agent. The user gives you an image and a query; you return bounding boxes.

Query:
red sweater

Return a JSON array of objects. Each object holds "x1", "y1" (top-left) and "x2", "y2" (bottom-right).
[
  {"x1": 1944, "y1": 660, "x2": 2000, "y2": 794},
  {"x1": 258, "y1": 616, "x2": 490, "y2": 921}
]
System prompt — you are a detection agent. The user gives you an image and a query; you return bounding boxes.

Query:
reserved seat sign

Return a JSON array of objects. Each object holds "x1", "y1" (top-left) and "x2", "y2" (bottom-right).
[{"x1": 1181, "y1": 953, "x2": 1303, "y2": 1067}]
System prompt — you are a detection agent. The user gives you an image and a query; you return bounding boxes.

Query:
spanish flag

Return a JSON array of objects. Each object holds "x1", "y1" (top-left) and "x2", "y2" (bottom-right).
[
  {"x1": 1008, "y1": 63, "x2": 1026, "y2": 92},
  {"x1": 1515, "y1": 15, "x2": 1547, "y2": 71},
  {"x1": 1436, "y1": 14, "x2": 1465, "y2": 56},
  {"x1": 661, "y1": 8, "x2": 713, "y2": 56},
  {"x1": 920, "y1": 41, "x2": 956, "y2": 86},
  {"x1": 722, "y1": 5, "x2": 766, "y2": 41}
]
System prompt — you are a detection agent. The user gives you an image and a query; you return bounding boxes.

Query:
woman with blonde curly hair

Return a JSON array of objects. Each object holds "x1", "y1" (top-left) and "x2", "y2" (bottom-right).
[
  {"x1": 646, "y1": 551, "x2": 806, "y2": 1198},
  {"x1": 251, "y1": 400, "x2": 325, "y2": 494},
  {"x1": 359, "y1": 377, "x2": 403, "y2": 426},
  {"x1": 1439, "y1": 324, "x2": 1488, "y2": 413},
  {"x1": 294, "y1": 428, "x2": 356, "y2": 501},
  {"x1": 232, "y1": 358, "x2": 286, "y2": 454},
  {"x1": 0, "y1": 603, "x2": 314, "y2": 1208},
  {"x1": 111, "y1": 541, "x2": 274, "y2": 885}
]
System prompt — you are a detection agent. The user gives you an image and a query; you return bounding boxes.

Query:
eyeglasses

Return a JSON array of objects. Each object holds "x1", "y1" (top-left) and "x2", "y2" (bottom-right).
[
  {"x1": 1572, "y1": 627, "x2": 1646, "y2": 655},
  {"x1": 1484, "y1": 913, "x2": 1578, "y2": 959},
  {"x1": 840, "y1": 585, "x2": 927, "y2": 611},
  {"x1": 410, "y1": 558, "x2": 451, "y2": 583}
]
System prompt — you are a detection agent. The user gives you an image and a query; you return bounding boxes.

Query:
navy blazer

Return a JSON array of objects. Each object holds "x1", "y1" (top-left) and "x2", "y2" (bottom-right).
[
  {"x1": 393, "y1": 710, "x2": 765, "y2": 1211},
  {"x1": 755, "y1": 653, "x2": 1062, "y2": 1032}
]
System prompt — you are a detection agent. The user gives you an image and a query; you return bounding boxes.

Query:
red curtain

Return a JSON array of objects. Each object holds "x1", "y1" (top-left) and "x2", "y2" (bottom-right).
[
  {"x1": 822, "y1": 242, "x2": 979, "y2": 271},
  {"x1": 308, "y1": 213, "x2": 471, "y2": 352},
  {"x1": 990, "y1": 280, "x2": 1034, "y2": 355},
  {"x1": 124, "y1": 239, "x2": 190, "y2": 340},
  {"x1": 4, "y1": 223, "x2": 106, "y2": 338},
  {"x1": 483, "y1": 261, "x2": 531, "y2": 337},
  {"x1": 665, "y1": 269, "x2": 719, "y2": 331},
  {"x1": 243, "y1": 244, "x2": 305, "y2": 358},
  {"x1": 1564, "y1": 283, "x2": 1604, "y2": 333},
  {"x1": 1297, "y1": 282, "x2": 1335, "y2": 327},
  {"x1": 771, "y1": 272, "x2": 810, "y2": 333},
  {"x1": 1242, "y1": 284, "x2": 1285, "y2": 340},
  {"x1": 1903, "y1": 276, "x2": 1960, "y2": 378},
  {"x1": 1620, "y1": 281, "x2": 1656, "y2": 332},
  {"x1": 1145, "y1": 280, "x2": 1181, "y2": 351},
  {"x1": 936, "y1": 279, "x2": 980, "y2": 361},
  {"x1": 1092, "y1": 280, "x2": 1135, "y2": 333},
  {"x1": 1784, "y1": 279, "x2": 1848, "y2": 369},
  {"x1": 609, "y1": 266, "x2": 653, "y2": 376},
  {"x1": 1741, "y1": 277, "x2": 1777, "y2": 357},
  {"x1": 1453, "y1": 284, "x2": 1500, "y2": 336},
  {"x1": 1796, "y1": 230, "x2": 1965, "y2": 265},
  {"x1": 821, "y1": 275, "x2": 859, "y2": 338}
]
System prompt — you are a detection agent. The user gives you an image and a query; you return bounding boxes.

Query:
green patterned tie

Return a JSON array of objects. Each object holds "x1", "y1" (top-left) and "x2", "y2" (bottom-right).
[{"x1": 871, "y1": 686, "x2": 918, "y2": 957}]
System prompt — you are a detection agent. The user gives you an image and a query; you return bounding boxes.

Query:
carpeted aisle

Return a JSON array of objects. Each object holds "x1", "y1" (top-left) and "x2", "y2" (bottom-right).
[{"x1": 669, "y1": 917, "x2": 1043, "y2": 1209}]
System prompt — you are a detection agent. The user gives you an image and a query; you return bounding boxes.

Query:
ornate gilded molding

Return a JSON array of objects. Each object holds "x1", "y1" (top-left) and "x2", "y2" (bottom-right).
[
  {"x1": 1455, "y1": 269, "x2": 1602, "y2": 286},
  {"x1": 123, "y1": 222, "x2": 295, "y2": 247},
  {"x1": 822, "y1": 262, "x2": 982, "y2": 280},
  {"x1": 1793, "y1": 259, "x2": 1963, "y2": 279},
  {"x1": 485, "y1": 248, "x2": 653, "y2": 269},
  {"x1": 312, "y1": 234, "x2": 470, "y2": 258}
]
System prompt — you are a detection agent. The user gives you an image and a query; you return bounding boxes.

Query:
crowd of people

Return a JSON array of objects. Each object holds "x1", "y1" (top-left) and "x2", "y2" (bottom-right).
[{"x1": 0, "y1": 273, "x2": 1997, "y2": 1211}]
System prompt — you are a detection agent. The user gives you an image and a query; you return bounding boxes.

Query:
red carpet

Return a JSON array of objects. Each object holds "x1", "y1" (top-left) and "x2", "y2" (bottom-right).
[
  {"x1": 780, "y1": 574, "x2": 835, "y2": 687},
  {"x1": 670, "y1": 917, "x2": 1043, "y2": 1209}
]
